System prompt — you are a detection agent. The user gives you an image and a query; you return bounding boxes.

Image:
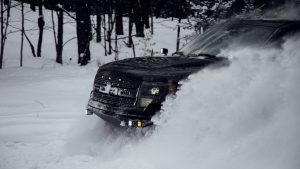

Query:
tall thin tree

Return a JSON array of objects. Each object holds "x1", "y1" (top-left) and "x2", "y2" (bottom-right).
[
  {"x1": 96, "y1": 14, "x2": 101, "y2": 42},
  {"x1": 103, "y1": 14, "x2": 107, "y2": 56},
  {"x1": 37, "y1": 0, "x2": 44, "y2": 57},
  {"x1": 176, "y1": 18, "x2": 181, "y2": 52},
  {"x1": 56, "y1": 8, "x2": 63, "y2": 64},
  {"x1": 0, "y1": 0, "x2": 3, "y2": 68},
  {"x1": 20, "y1": 0, "x2": 24, "y2": 67},
  {"x1": 0, "y1": 0, "x2": 11, "y2": 69},
  {"x1": 107, "y1": 0, "x2": 113, "y2": 55},
  {"x1": 96, "y1": 0, "x2": 102, "y2": 43},
  {"x1": 127, "y1": 1, "x2": 133, "y2": 47},
  {"x1": 76, "y1": 2, "x2": 91, "y2": 65}
]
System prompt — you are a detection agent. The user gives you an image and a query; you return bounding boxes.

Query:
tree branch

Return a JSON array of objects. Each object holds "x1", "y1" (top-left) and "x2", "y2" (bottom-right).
[
  {"x1": 23, "y1": 31, "x2": 36, "y2": 57},
  {"x1": 56, "y1": 4, "x2": 76, "y2": 20},
  {"x1": 63, "y1": 37, "x2": 77, "y2": 47}
]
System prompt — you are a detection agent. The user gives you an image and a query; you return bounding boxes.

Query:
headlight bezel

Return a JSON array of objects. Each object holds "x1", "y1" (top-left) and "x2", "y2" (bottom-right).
[
  {"x1": 140, "y1": 82, "x2": 165, "y2": 97},
  {"x1": 137, "y1": 81, "x2": 177, "y2": 108}
]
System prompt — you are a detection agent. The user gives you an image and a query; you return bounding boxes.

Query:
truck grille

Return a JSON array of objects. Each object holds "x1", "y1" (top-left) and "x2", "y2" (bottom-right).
[
  {"x1": 93, "y1": 92, "x2": 136, "y2": 107},
  {"x1": 93, "y1": 71, "x2": 140, "y2": 107},
  {"x1": 94, "y1": 72, "x2": 139, "y2": 89}
]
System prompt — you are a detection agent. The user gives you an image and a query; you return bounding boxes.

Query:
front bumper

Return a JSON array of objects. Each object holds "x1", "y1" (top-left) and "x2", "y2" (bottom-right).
[{"x1": 87, "y1": 100, "x2": 153, "y2": 127}]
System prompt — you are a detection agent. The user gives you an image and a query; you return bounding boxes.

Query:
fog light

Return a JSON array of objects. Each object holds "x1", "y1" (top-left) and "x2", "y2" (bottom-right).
[
  {"x1": 120, "y1": 121, "x2": 126, "y2": 127},
  {"x1": 128, "y1": 120, "x2": 133, "y2": 127},
  {"x1": 137, "y1": 121, "x2": 142, "y2": 127},
  {"x1": 85, "y1": 109, "x2": 93, "y2": 115}
]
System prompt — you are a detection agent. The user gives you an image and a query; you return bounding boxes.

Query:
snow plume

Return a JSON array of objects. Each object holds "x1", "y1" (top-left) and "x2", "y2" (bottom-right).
[
  {"x1": 60, "y1": 35, "x2": 300, "y2": 169},
  {"x1": 262, "y1": 1, "x2": 300, "y2": 20},
  {"x1": 138, "y1": 34, "x2": 300, "y2": 169}
]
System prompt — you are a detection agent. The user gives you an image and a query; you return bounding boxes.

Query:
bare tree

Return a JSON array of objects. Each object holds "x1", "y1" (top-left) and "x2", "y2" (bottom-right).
[
  {"x1": 107, "y1": 0, "x2": 113, "y2": 55},
  {"x1": 132, "y1": 0, "x2": 144, "y2": 37},
  {"x1": 0, "y1": 0, "x2": 11, "y2": 69},
  {"x1": 115, "y1": 0, "x2": 124, "y2": 35},
  {"x1": 127, "y1": 2, "x2": 133, "y2": 48},
  {"x1": 51, "y1": 8, "x2": 63, "y2": 64},
  {"x1": 176, "y1": 18, "x2": 181, "y2": 52},
  {"x1": 20, "y1": 0, "x2": 24, "y2": 67},
  {"x1": 37, "y1": 0, "x2": 44, "y2": 57},
  {"x1": 76, "y1": 2, "x2": 91, "y2": 65},
  {"x1": 96, "y1": 14, "x2": 101, "y2": 42},
  {"x1": 51, "y1": 10, "x2": 57, "y2": 56},
  {"x1": 56, "y1": 8, "x2": 63, "y2": 64},
  {"x1": 103, "y1": 14, "x2": 107, "y2": 56},
  {"x1": 150, "y1": 8, "x2": 154, "y2": 35},
  {"x1": 115, "y1": 32, "x2": 118, "y2": 61}
]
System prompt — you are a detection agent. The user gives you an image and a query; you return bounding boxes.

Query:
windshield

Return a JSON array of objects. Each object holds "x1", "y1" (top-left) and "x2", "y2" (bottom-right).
[{"x1": 179, "y1": 22, "x2": 277, "y2": 56}]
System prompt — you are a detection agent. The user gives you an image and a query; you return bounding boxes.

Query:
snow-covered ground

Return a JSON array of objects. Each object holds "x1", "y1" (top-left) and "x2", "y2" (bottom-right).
[{"x1": 1, "y1": 5, "x2": 300, "y2": 169}]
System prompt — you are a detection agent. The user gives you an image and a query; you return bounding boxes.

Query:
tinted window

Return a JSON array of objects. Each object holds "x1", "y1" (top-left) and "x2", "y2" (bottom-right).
[{"x1": 180, "y1": 23, "x2": 277, "y2": 56}]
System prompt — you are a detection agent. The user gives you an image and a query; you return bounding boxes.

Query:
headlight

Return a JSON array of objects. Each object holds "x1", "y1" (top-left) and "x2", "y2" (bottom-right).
[
  {"x1": 140, "y1": 98, "x2": 153, "y2": 107},
  {"x1": 150, "y1": 87, "x2": 160, "y2": 95}
]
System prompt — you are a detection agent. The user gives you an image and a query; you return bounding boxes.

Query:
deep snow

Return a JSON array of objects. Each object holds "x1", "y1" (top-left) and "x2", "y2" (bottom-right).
[{"x1": 1, "y1": 4, "x2": 300, "y2": 169}]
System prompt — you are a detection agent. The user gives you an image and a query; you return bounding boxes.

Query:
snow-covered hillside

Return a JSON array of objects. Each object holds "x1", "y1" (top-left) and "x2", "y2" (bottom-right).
[{"x1": 1, "y1": 5, "x2": 300, "y2": 169}]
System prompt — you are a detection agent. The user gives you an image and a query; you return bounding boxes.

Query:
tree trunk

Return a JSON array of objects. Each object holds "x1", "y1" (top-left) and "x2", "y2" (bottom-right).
[
  {"x1": 51, "y1": 10, "x2": 57, "y2": 55},
  {"x1": 0, "y1": 0, "x2": 4, "y2": 69},
  {"x1": 115, "y1": 0, "x2": 124, "y2": 35},
  {"x1": 96, "y1": 14, "x2": 101, "y2": 42},
  {"x1": 132, "y1": 39, "x2": 136, "y2": 58},
  {"x1": 127, "y1": 9, "x2": 133, "y2": 48},
  {"x1": 115, "y1": 33, "x2": 118, "y2": 61},
  {"x1": 115, "y1": 12, "x2": 123, "y2": 35},
  {"x1": 20, "y1": 0, "x2": 24, "y2": 67},
  {"x1": 103, "y1": 14, "x2": 107, "y2": 56},
  {"x1": 56, "y1": 9, "x2": 63, "y2": 64},
  {"x1": 142, "y1": 0, "x2": 150, "y2": 29},
  {"x1": 150, "y1": 8, "x2": 154, "y2": 35},
  {"x1": 37, "y1": 0, "x2": 44, "y2": 57},
  {"x1": 176, "y1": 18, "x2": 181, "y2": 52},
  {"x1": 132, "y1": 0, "x2": 144, "y2": 37},
  {"x1": 76, "y1": 3, "x2": 91, "y2": 65},
  {"x1": 107, "y1": 0, "x2": 112, "y2": 55}
]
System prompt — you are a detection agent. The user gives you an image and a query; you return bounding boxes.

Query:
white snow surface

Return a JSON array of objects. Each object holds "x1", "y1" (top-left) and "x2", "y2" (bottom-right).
[{"x1": 1, "y1": 5, "x2": 300, "y2": 169}]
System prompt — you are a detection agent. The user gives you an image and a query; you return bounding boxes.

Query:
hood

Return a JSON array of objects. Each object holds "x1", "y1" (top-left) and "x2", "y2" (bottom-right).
[{"x1": 99, "y1": 56, "x2": 224, "y2": 81}]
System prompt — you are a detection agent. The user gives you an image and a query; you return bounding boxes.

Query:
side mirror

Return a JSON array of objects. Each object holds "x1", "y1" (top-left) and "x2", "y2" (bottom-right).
[{"x1": 160, "y1": 48, "x2": 168, "y2": 56}]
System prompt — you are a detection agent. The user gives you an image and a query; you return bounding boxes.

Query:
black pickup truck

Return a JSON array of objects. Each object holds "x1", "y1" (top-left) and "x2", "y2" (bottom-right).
[{"x1": 86, "y1": 19, "x2": 300, "y2": 127}]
